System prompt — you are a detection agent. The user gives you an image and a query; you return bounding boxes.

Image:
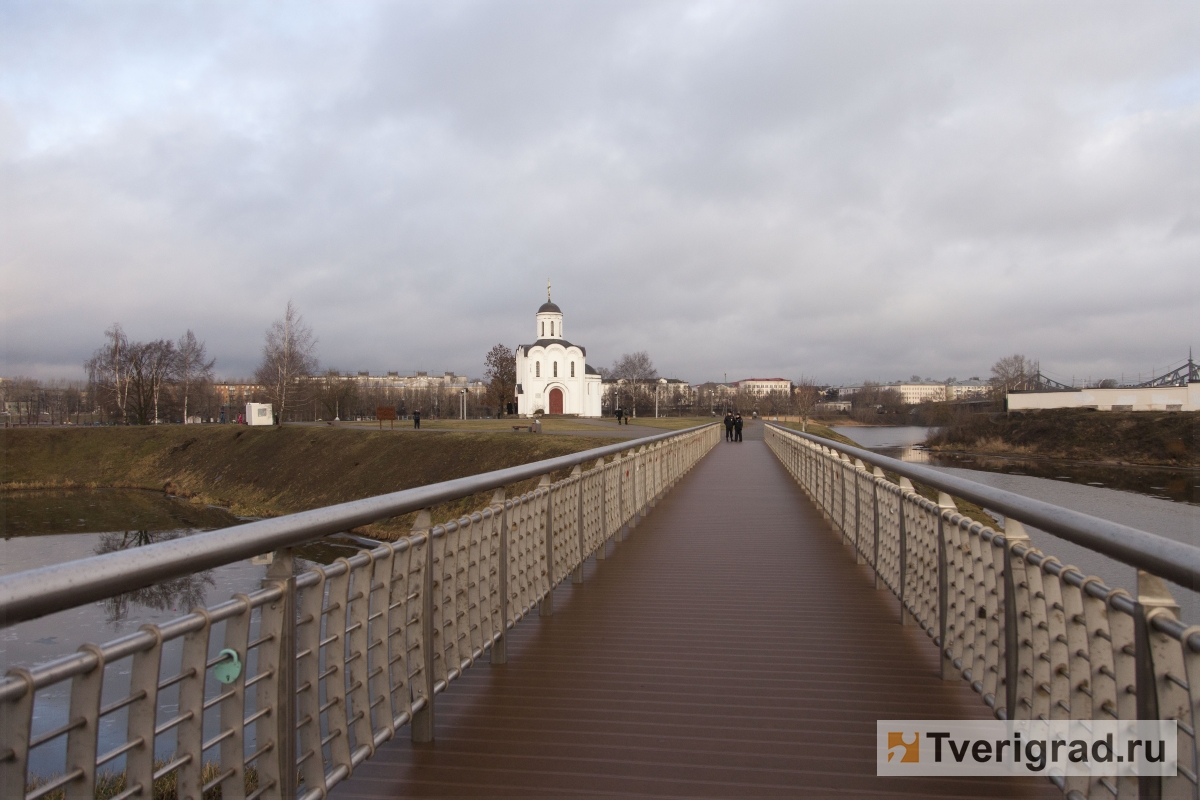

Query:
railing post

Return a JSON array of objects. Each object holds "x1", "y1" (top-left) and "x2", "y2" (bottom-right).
[
  {"x1": 853, "y1": 459, "x2": 866, "y2": 565},
  {"x1": 1002, "y1": 519, "x2": 1031, "y2": 720},
  {"x1": 411, "y1": 509, "x2": 436, "y2": 742},
  {"x1": 617, "y1": 451, "x2": 626, "y2": 541},
  {"x1": 898, "y1": 478, "x2": 916, "y2": 627},
  {"x1": 872, "y1": 467, "x2": 884, "y2": 589},
  {"x1": 937, "y1": 492, "x2": 958, "y2": 681},
  {"x1": 572, "y1": 465, "x2": 584, "y2": 584},
  {"x1": 596, "y1": 458, "x2": 607, "y2": 561},
  {"x1": 490, "y1": 490, "x2": 508, "y2": 665},
  {"x1": 263, "y1": 547, "x2": 297, "y2": 796},
  {"x1": 1135, "y1": 570, "x2": 1182, "y2": 800},
  {"x1": 540, "y1": 474, "x2": 554, "y2": 616}
]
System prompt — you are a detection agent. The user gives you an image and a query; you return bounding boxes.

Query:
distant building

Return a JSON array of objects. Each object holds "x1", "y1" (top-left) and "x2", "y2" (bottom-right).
[
  {"x1": 890, "y1": 381, "x2": 948, "y2": 404},
  {"x1": 734, "y1": 377, "x2": 793, "y2": 396},
  {"x1": 514, "y1": 293, "x2": 602, "y2": 416},
  {"x1": 948, "y1": 379, "x2": 991, "y2": 400}
]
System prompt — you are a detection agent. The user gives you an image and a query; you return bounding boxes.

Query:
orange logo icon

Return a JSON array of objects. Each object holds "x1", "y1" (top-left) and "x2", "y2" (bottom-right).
[{"x1": 887, "y1": 732, "x2": 919, "y2": 763}]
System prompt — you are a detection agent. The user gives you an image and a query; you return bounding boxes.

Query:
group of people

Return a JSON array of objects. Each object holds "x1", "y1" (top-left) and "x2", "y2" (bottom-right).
[{"x1": 723, "y1": 411, "x2": 743, "y2": 442}]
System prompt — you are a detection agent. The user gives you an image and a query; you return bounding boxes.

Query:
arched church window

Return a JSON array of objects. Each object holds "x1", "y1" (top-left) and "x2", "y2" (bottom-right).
[
  {"x1": 541, "y1": 322, "x2": 544, "y2": 337},
  {"x1": 553, "y1": 362, "x2": 558, "y2": 377},
  {"x1": 551, "y1": 321, "x2": 555, "y2": 336},
  {"x1": 536, "y1": 362, "x2": 540, "y2": 378},
  {"x1": 571, "y1": 362, "x2": 575, "y2": 377}
]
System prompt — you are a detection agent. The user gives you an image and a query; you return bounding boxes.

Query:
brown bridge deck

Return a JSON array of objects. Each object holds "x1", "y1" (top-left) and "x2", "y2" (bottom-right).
[{"x1": 334, "y1": 421, "x2": 1057, "y2": 798}]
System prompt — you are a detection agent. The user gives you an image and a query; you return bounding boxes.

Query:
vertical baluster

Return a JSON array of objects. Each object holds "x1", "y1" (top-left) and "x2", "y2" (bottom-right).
[
  {"x1": 177, "y1": 609, "x2": 212, "y2": 798},
  {"x1": 572, "y1": 466, "x2": 585, "y2": 584},
  {"x1": 63, "y1": 645, "x2": 105, "y2": 799},
  {"x1": 0, "y1": 670, "x2": 34, "y2": 800},
  {"x1": 979, "y1": 536, "x2": 1003, "y2": 711},
  {"x1": 1040, "y1": 563, "x2": 1071, "y2": 724},
  {"x1": 1080, "y1": 578, "x2": 1122, "y2": 798},
  {"x1": 1002, "y1": 521, "x2": 1033, "y2": 720},
  {"x1": 326, "y1": 560, "x2": 354, "y2": 773},
  {"x1": 1136, "y1": 571, "x2": 1190, "y2": 800},
  {"x1": 539, "y1": 476, "x2": 554, "y2": 616},
  {"x1": 936, "y1": 494, "x2": 957, "y2": 680},
  {"x1": 347, "y1": 555, "x2": 376, "y2": 764},
  {"x1": 466, "y1": 514, "x2": 484, "y2": 659},
  {"x1": 124, "y1": 628, "x2": 162, "y2": 800},
  {"x1": 220, "y1": 597, "x2": 252, "y2": 800},
  {"x1": 1023, "y1": 555, "x2": 1052, "y2": 719},
  {"x1": 898, "y1": 478, "x2": 915, "y2": 627},
  {"x1": 872, "y1": 469, "x2": 883, "y2": 587},
  {"x1": 491, "y1": 491, "x2": 509, "y2": 665},
  {"x1": 1181, "y1": 627, "x2": 1200, "y2": 800},
  {"x1": 596, "y1": 459, "x2": 607, "y2": 561},
  {"x1": 387, "y1": 536, "x2": 414, "y2": 729},
  {"x1": 438, "y1": 523, "x2": 461, "y2": 679},
  {"x1": 295, "y1": 570, "x2": 328, "y2": 795},
  {"x1": 368, "y1": 546, "x2": 396, "y2": 744},
  {"x1": 256, "y1": 548, "x2": 296, "y2": 800},
  {"x1": 410, "y1": 511, "x2": 435, "y2": 744}
]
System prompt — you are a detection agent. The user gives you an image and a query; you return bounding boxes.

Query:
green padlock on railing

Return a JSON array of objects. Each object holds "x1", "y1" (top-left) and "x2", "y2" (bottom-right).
[{"x1": 213, "y1": 648, "x2": 242, "y2": 684}]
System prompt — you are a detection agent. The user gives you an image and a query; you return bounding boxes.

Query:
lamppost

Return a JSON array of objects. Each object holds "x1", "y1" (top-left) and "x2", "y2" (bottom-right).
[{"x1": 460, "y1": 388, "x2": 467, "y2": 420}]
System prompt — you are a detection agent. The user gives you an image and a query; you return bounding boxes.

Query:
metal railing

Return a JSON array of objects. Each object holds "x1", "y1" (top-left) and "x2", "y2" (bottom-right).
[
  {"x1": 0, "y1": 423, "x2": 721, "y2": 800},
  {"x1": 765, "y1": 423, "x2": 1199, "y2": 800}
]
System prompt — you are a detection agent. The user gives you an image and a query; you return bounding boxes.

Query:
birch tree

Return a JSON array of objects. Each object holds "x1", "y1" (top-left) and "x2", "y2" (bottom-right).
[
  {"x1": 176, "y1": 330, "x2": 216, "y2": 423},
  {"x1": 254, "y1": 301, "x2": 318, "y2": 424}
]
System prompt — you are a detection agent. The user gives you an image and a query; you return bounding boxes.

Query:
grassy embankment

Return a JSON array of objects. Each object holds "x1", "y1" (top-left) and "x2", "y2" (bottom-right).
[
  {"x1": 1, "y1": 425, "x2": 627, "y2": 537},
  {"x1": 926, "y1": 409, "x2": 1199, "y2": 467},
  {"x1": 773, "y1": 420, "x2": 995, "y2": 527}
]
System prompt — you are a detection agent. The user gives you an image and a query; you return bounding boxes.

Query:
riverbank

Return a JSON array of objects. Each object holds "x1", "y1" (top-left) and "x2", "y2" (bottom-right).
[
  {"x1": 925, "y1": 409, "x2": 1198, "y2": 467},
  {"x1": 1, "y1": 426, "x2": 619, "y2": 535}
]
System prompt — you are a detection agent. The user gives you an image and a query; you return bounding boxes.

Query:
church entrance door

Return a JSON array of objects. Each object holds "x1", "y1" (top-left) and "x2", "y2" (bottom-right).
[{"x1": 549, "y1": 388, "x2": 563, "y2": 415}]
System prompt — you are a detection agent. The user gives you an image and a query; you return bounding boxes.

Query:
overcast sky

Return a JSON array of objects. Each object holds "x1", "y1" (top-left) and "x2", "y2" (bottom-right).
[{"x1": 2, "y1": 1, "x2": 1197, "y2": 386}]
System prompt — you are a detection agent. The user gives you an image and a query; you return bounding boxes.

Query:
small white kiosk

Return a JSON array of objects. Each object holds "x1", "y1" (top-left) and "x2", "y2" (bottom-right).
[{"x1": 245, "y1": 403, "x2": 274, "y2": 426}]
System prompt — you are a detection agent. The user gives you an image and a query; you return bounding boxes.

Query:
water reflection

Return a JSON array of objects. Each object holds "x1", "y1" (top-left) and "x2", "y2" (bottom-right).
[{"x1": 94, "y1": 530, "x2": 216, "y2": 623}]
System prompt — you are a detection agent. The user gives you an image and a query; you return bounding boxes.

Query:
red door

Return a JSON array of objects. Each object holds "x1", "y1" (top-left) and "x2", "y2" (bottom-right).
[{"x1": 549, "y1": 388, "x2": 564, "y2": 415}]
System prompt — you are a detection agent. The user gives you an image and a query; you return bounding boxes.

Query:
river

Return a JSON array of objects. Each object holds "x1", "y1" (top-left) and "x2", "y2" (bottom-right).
[
  {"x1": 1, "y1": 488, "x2": 370, "y2": 778},
  {"x1": 831, "y1": 426, "x2": 1200, "y2": 622}
]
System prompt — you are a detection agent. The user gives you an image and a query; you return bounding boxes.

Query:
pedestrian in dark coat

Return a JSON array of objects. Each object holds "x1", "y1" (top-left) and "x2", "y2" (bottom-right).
[
  {"x1": 413, "y1": 410, "x2": 421, "y2": 429},
  {"x1": 734, "y1": 413, "x2": 743, "y2": 442},
  {"x1": 724, "y1": 412, "x2": 734, "y2": 441}
]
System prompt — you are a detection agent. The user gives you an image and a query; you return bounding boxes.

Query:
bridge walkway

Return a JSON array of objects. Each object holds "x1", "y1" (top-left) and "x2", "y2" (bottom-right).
[{"x1": 334, "y1": 422, "x2": 1056, "y2": 797}]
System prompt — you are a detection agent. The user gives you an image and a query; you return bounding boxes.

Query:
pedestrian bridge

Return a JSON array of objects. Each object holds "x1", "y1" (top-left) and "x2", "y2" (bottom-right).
[{"x1": 1, "y1": 421, "x2": 1196, "y2": 799}]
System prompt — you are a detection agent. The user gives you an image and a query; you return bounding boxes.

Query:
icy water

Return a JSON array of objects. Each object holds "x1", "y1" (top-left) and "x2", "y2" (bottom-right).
[
  {"x1": 831, "y1": 426, "x2": 1200, "y2": 621},
  {"x1": 1, "y1": 488, "x2": 370, "y2": 778}
]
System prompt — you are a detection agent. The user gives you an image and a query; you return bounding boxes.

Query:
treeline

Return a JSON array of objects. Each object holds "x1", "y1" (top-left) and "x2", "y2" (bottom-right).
[{"x1": 86, "y1": 324, "x2": 216, "y2": 424}]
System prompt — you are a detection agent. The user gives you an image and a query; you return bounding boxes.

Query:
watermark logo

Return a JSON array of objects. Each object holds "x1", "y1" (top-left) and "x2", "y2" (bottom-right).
[
  {"x1": 877, "y1": 720, "x2": 1177, "y2": 778},
  {"x1": 887, "y1": 732, "x2": 920, "y2": 763}
]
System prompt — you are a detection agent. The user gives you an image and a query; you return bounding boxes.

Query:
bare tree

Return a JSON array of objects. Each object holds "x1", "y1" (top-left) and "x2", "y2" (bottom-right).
[
  {"x1": 86, "y1": 324, "x2": 131, "y2": 423},
  {"x1": 176, "y1": 330, "x2": 216, "y2": 424},
  {"x1": 254, "y1": 301, "x2": 319, "y2": 423},
  {"x1": 611, "y1": 351, "x2": 658, "y2": 416},
  {"x1": 483, "y1": 344, "x2": 517, "y2": 414},
  {"x1": 792, "y1": 376, "x2": 821, "y2": 431},
  {"x1": 316, "y1": 370, "x2": 359, "y2": 420},
  {"x1": 990, "y1": 354, "x2": 1037, "y2": 395}
]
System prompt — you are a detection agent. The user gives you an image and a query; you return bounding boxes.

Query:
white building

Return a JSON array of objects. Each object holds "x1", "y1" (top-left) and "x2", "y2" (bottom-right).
[
  {"x1": 892, "y1": 381, "x2": 948, "y2": 404},
  {"x1": 734, "y1": 377, "x2": 793, "y2": 396},
  {"x1": 515, "y1": 295, "x2": 603, "y2": 417},
  {"x1": 1008, "y1": 385, "x2": 1198, "y2": 412}
]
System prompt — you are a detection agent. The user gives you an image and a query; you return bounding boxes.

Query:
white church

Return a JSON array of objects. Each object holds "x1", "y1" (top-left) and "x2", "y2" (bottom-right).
[{"x1": 515, "y1": 289, "x2": 603, "y2": 417}]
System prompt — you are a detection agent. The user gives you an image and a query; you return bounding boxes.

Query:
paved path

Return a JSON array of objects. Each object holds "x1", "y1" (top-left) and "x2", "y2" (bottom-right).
[{"x1": 333, "y1": 422, "x2": 1056, "y2": 797}]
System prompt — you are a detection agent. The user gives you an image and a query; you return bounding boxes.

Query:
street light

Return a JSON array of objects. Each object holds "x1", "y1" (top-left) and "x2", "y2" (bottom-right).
[{"x1": 460, "y1": 389, "x2": 468, "y2": 420}]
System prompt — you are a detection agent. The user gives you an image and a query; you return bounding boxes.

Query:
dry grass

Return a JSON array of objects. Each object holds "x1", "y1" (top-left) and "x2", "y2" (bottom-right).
[
  {"x1": 2, "y1": 425, "x2": 622, "y2": 534},
  {"x1": 29, "y1": 761, "x2": 258, "y2": 800}
]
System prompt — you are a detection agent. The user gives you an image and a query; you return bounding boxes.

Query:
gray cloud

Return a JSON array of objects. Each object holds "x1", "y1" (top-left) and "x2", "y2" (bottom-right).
[{"x1": 2, "y1": 0, "x2": 1197, "y2": 385}]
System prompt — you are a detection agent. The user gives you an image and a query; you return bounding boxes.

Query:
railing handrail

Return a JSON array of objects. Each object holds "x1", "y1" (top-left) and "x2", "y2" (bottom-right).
[
  {"x1": 766, "y1": 423, "x2": 1200, "y2": 590},
  {"x1": 0, "y1": 422, "x2": 719, "y2": 627}
]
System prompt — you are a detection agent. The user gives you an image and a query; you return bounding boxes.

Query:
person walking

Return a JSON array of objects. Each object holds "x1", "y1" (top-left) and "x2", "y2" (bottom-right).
[
  {"x1": 734, "y1": 413, "x2": 743, "y2": 442},
  {"x1": 616, "y1": 407, "x2": 623, "y2": 425},
  {"x1": 413, "y1": 410, "x2": 421, "y2": 429},
  {"x1": 724, "y1": 411, "x2": 734, "y2": 441}
]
